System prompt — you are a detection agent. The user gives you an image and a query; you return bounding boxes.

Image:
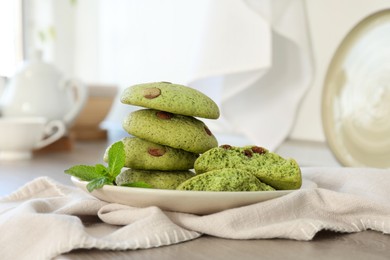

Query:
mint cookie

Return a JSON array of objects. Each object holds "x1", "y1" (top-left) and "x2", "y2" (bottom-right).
[
  {"x1": 104, "y1": 137, "x2": 198, "y2": 170},
  {"x1": 176, "y1": 168, "x2": 275, "y2": 192},
  {"x1": 123, "y1": 109, "x2": 218, "y2": 154},
  {"x1": 120, "y1": 82, "x2": 220, "y2": 119},
  {"x1": 194, "y1": 145, "x2": 302, "y2": 190},
  {"x1": 116, "y1": 169, "x2": 195, "y2": 190}
]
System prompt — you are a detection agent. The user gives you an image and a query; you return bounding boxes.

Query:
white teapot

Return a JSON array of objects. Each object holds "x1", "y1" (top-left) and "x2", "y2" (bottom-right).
[{"x1": 0, "y1": 51, "x2": 87, "y2": 128}]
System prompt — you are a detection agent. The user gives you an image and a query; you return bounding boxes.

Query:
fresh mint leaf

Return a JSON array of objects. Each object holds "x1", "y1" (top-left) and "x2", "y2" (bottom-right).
[
  {"x1": 65, "y1": 165, "x2": 102, "y2": 181},
  {"x1": 107, "y1": 141, "x2": 125, "y2": 178},
  {"x1": 121, "y1": 182, "x2": 153, "y2": 188},
  {"x1": 86, "y1": 177, "x2": 112, "y2": 192},
  {"x1": 95, "y1": 164, "x2": 108, "y2": 176},
  {"x1": 65, "y1": 140, "x2": 126, "y2": 193}
]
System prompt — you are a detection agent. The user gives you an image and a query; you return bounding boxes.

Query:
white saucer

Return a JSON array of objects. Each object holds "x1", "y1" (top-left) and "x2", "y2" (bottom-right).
[{"x1": 0, "y1": 151, "x2": 32, "y2": 161}]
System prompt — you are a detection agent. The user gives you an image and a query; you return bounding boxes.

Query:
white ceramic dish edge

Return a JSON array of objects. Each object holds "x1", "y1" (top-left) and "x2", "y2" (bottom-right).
[{"x1": 71, "y1": 176, "x2": 317, "y2": 215}]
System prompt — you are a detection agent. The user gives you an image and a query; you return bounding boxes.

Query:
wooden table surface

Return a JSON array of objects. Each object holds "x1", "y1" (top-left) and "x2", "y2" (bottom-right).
[{"x1": 1, "y1": 140, "x2": 390, "y2": 259}]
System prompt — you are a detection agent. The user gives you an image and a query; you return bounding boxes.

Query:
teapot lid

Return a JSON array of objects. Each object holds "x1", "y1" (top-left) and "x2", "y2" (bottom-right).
[{"x1": 13, "y1": 49, "x2": 62, "y2": 79}]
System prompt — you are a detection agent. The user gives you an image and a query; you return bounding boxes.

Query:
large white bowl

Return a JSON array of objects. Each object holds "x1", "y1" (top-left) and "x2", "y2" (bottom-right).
[{"x1": 322, "y1": 10, "x2": 390, "y2": 168}]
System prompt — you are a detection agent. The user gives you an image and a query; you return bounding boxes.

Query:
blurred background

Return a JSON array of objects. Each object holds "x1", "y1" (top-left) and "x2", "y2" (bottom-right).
[{"x1": 1, "y1": 0, "x2": 389, "y2": 166}]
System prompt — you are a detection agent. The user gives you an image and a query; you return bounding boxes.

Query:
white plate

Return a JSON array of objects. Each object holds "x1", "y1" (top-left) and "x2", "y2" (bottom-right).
[
  {"x1": 71, "y1": 176, "x2": 317, "y2": 215},
  {"x1": 322, "y1": 10, "x2": 390, "y2": 168}
]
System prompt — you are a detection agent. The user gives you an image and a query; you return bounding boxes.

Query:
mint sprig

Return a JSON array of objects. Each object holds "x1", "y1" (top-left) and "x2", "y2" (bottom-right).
[
  {"x1": 65, "y1": 141, "x2": 125, "y2": 192},
  {"x1": 107, "y1": 140, "x2": 126, "y2": 178}
]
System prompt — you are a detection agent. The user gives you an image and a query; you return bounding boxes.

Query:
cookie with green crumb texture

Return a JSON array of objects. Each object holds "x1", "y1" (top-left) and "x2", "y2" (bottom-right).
[
  {"x1": 104, "y1": 137, "x2": 198, "y2": 170},
  {"x1": 194, "y1": 145, "x2": 302, "y2": 190},
  {"x1": 123, "y1": 109, "x2": 218, "y2": 154},
  {"x1": 176, "y1": 168, "x2": 275, "y2": 192},
  {"x1": 120, "y1": 82, "x2": 220, "y2": 119},
  {"x1": 116, "y1": 169, "x2": 195, "y2": 190}
]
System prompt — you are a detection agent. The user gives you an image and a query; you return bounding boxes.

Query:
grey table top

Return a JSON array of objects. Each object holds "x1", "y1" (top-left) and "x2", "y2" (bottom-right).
[{"x1": 1, "y1": 140, "x2": 390, "y2": 259}]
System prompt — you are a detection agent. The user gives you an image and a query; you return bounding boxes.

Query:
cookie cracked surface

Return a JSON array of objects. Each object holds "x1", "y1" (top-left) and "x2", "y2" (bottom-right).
[
  {"x1": 123, "y1": 109, "x2": 218, "y2": 154},
  {"x1": 194, "y1": 145, "x2": 302, "y2": 190},
  {"x1": 120, "y1": 82, "x2": 220, "y2": 119},
  {"x1": 104, "y1": 137, "x2": 198, "y2": 171},
  {"x1": 116, "y1": 169, "x2": 195, "y2": 190},
  {"x1": 176, "y1": 168, "x2": 275, "y2": 192}
]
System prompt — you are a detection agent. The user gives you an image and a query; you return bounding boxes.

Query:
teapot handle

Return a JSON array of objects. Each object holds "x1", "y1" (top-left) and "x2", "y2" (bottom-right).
[{"x1": 63, "y1": 79, "x2": 88, "y2": 126}]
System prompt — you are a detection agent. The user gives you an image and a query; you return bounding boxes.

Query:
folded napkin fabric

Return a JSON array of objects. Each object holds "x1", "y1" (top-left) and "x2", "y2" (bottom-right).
[
  {"x1": 0, "y1": 178, "x2": 200, "y2": 260},
  {"x1": 100, "y1": 185, "x2": 390, "y2": 240},
  {"x1": 1, "y1": 167, "x2": 390, "y2": 259}
]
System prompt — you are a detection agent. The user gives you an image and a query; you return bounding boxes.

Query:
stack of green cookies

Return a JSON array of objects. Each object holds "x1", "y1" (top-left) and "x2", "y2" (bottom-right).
[{"x1": 104, "y1": 82, "x2": 220, "y2": 189}]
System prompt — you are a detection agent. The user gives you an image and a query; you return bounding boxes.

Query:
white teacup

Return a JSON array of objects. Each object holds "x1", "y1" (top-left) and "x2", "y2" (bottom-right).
[{"x1": 0, "y1": 117, "x2": 66, "y2": 160}]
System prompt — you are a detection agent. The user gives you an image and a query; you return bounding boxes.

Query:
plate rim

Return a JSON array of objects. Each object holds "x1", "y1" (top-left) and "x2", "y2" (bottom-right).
[
  {"x1": 71, "y1": 176, "x2": 316, "y2": 214},
  {"x1": 71, "y1": 176, "x2": 311, "y2": 196}
]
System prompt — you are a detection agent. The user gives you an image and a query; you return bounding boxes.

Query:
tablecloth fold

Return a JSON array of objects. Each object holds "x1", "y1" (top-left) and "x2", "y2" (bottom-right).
[{"x1": 1, "y1": 167, "x2": 390, "y2": 259}]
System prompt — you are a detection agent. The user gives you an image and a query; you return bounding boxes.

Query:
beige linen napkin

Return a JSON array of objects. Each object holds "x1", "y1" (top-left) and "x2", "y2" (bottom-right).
[{"x1": 1, "y1": 167, "x2": 390, "y2": 259}]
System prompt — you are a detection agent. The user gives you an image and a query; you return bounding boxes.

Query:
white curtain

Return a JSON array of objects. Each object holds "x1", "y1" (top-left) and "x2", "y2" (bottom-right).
[{"x1": 27, "y1": 0, "x2": 313, "y2": 150}]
